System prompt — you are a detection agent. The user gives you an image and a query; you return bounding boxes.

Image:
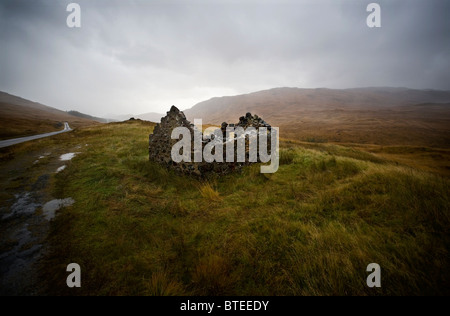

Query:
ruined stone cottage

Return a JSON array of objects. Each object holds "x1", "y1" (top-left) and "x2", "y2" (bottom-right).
[{"x1": 149, "y1": 106, "x2": 272, "y2": 176}]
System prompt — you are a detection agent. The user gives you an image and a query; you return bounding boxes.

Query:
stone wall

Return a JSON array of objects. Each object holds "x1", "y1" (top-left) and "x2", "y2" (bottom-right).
[{"x1": 149, "y1": 106, "x2": 272, "y2": 176}]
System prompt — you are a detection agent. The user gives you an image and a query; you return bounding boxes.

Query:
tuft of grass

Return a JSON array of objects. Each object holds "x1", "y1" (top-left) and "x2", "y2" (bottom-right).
[
  {"x1": 198, "y1": 182, "x2": 222, "y2": 202},
  {"x1": 279, "y1": 148, "x2": 296, "y2": 165},
  {"x1": 191, "y1": 255, "x2": 236, "y2": 295},
  {"x1": 145, "y1": 271, "x2": 186, "y2": 296}
]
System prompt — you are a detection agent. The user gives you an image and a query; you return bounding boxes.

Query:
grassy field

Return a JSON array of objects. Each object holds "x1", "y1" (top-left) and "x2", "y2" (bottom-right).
[
  {"x1": 19, "y1": 120, "x2": 444, "y2": 296},
  {"x1": 2, "y1": 120, "x2": 449, "y2": 295}
]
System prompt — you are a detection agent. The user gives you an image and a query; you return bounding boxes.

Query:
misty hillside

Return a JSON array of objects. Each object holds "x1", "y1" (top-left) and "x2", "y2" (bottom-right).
[
  {"x1": 135, "y1": 112, "x2": 164, "y2": 123},
  {"x1": 0, "y1": 91, "x2": 98, "y2": 140},
  {"x1": 184, "y1": 87, "x2": 450, "y2": 147},
  {"x1": 185, "y1": 87, "x2": 450, "y2": 123},
  {"x1": 0, "y1": 91, "x2": 73, "y2": 116},
  {"x1": 67, "y1": 111, "x2": 112, "y2": 123},
  {"x1": 107, "y1": 112, "x2": 163, "y2": 123}
]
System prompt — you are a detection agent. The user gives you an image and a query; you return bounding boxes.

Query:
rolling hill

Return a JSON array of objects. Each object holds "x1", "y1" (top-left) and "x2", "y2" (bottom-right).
[
  {"x1": 135, "y1": 112, "x2": 164, "y2": 123},
  {"x1": 67, "y1": 111, "x2": 113, "y2": 123},
  {"x1": 107, "y1": 112, "x2": 164, "y2": 123},
  {"x1": 0, "y1": 91, "x2": 100, "y2": 140},
  {"x1": 184, "y1": 87, "x2": 450, "y2": 147}
]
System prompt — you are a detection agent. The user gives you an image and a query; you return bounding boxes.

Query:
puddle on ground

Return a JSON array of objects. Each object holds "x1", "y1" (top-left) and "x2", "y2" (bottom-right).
[
  {"x1": 56, "y1": 165, "x2": 66, "y2": 173},
  {"x1": 2, "y1": 193, "x2": 40, "y2": 220},
  {"x1": 0, "y1": 148, "x2": 78, "y2": 295},
  {"x1": 0, "y1": 221, "x2": 43, "y2": 296},
  {"x1": 42, "y1": 198, "x2": 75, "y2": 221},
  {"x1": 0, "y1": 224, "x2": 32, "y2": 261},
  {"x1": 33, "y1": 153, "x2": 51, "y2": 165},
  {"x1": 59, "y1": 153, "x2": 77, "y2": 161}
]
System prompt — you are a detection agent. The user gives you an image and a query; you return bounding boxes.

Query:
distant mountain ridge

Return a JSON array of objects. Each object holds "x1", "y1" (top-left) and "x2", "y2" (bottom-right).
[
  {"x1": 183, "y1": 87, "x2": 450, "y2": 147},
  {"x1": 135, "y1": 112, "x2": 164, "y2": 122},
  {"x1": 108, "y1": 112, "x2": 164, "y2": 123},
  {"x1": 67, "y1": 111, "x2": 113, "y2": 123},
  {"x1": 184, "y1": 87, "x2": 450, "y2": 124}
]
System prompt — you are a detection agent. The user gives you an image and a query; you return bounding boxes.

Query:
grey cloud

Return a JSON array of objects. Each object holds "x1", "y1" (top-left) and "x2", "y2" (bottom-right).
[{"x1": 0, "y1": 0, "x2": 449, "y2": 117}]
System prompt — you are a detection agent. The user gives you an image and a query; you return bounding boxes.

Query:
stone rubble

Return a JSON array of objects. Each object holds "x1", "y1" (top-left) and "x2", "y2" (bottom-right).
[{"x1": 149, "y1": 106, "x2": 272, "y2": 176}]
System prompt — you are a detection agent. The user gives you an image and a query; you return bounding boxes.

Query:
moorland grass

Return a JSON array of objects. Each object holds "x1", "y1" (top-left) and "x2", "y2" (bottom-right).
[{"x1": 38, "y1": 121, "x2": 449, "y2": 295}]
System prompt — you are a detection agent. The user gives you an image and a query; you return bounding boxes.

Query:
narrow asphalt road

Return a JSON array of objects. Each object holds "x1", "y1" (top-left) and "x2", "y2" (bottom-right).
[{"x1": 0, "y1": 122, "x2": 72, "y2": 149}]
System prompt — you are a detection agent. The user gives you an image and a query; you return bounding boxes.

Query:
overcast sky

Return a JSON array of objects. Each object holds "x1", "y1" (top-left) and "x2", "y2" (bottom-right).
[{"x1": 0, "y1": 0, "x2": 449, "y2": 117}]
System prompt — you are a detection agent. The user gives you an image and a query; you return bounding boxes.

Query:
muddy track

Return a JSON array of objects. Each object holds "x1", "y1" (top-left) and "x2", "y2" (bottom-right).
[{"x1": 0, "y1": 145, "x2": 80, "y2": 295}]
